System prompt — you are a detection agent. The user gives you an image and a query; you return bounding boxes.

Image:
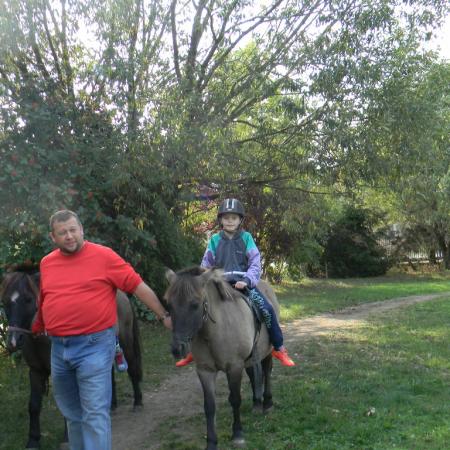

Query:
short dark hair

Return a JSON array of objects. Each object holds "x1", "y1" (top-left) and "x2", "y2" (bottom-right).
[{"x1": 49, "y1": 210, "x2": 82, "y2": 231}]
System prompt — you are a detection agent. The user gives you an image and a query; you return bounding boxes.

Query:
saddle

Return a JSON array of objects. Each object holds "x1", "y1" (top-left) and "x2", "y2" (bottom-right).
[
  {"x1": 224, "y1": 273, "x2": 264, "y2": 328},
  {"x1": 239, "y1": 288, "x2": 264, "y2": 329}
]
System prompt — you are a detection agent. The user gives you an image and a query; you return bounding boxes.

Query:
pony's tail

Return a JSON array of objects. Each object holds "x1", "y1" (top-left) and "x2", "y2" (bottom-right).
[{"x1": 131, "y1": 306, "x2": 143, "y2": 382}]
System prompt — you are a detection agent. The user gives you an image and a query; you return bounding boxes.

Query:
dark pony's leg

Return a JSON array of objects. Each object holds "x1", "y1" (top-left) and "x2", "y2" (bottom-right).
[
  {"x1": 197, "y1": 369, "x2": 218, "y2": 450},
  {"x1": 261, "y1": 353, "x2": 274, "y2": 413},
  {"x1": 124, "y1": 309, "x2": 143, "y2": 409},
  {"x1": 245, "y1": 353, "x2": 274, "y2": 413},
  {"x1": 116, "y1": 294, "x2": 143, "y2": 410},
  {"x1": 111, "y1": 368, "x2": 117, "y2": 410},
  {"x1": 245, "y1": 365, "x2": 263, "y2": 412},
  {"x1": 62, "y1": 419, "x2": 69, "y2": 447},
  {"x1": 26, "y1": 369, "x2": 47, "y2": 449},
  {"x1": 226, "y1": 366, "x2": 245, "y2": 447}
]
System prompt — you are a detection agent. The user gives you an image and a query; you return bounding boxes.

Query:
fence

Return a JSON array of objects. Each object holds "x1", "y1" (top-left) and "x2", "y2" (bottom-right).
[{"x1": 378, "y1": 238, "x2": 444, "y2": 263}]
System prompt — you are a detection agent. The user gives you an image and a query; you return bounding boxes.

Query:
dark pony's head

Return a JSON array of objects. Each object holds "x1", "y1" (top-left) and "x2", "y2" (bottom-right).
[
  {"x1": 0, "y1": 271, "x2": 40, "y2": 352},
  {"x1": 165, "y1": 267, "x2": 234, "y2": 359}
]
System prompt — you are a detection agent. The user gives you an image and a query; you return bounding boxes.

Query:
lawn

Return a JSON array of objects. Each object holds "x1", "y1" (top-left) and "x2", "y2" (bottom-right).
[
  {"x1": 236, "y1": 296, "x2": 450, "y2": 450},
  {"x1": 1, "y1": 271, "x2": 450, "y2": 449},
  {"x1": 276, "y1": 271, "x2": 450, "y2": 321}
]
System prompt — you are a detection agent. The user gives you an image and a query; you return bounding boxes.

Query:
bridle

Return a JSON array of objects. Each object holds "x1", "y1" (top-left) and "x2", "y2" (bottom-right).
[{"x1": 174, "y1": 294, "x2": 216, "y2": 345}]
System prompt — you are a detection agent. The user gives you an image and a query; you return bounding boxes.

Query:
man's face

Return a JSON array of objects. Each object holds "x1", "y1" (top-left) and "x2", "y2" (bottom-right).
[{"x1": 50, "y1": 217, "x2": 84, "y2": 254}]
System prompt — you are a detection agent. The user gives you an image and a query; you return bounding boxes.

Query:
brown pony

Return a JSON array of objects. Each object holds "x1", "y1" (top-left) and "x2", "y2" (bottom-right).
[
  {"x1": 165, "y1": 267, "x2": 277, "y2": 450},
  {"x1": 1, "y1": 270, "x2": 143, "y2": 450}
]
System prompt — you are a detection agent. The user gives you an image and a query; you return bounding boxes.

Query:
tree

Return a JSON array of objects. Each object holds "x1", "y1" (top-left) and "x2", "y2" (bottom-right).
[
  {"x1": 1, "y1": 0, "x2": 448, "y2": 279},
  {"x1": 0, "y1": 0, "x2": 198, "y2": 292},
  {"x1": 357, "y1": 61, "x2": 450, "y2": 267}
]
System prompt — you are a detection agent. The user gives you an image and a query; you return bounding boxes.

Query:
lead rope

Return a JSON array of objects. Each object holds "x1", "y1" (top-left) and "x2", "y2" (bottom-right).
[{"x1": 7, "y1": 325, "x2": 33, "y2": 334}]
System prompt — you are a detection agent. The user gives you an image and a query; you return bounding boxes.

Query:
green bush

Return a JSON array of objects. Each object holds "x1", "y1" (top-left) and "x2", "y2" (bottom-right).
[{"x1": 323, "y1": 206, "x2": 389, "y2": 278}]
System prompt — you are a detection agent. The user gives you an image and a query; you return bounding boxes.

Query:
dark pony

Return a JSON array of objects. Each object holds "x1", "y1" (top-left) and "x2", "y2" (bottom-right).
[
  {"x1": 165, "y1": 267, "x2": 277, "y2": 450},
  {"x1": 0, "y1": 270, "x2": 143, "y2": 449}
]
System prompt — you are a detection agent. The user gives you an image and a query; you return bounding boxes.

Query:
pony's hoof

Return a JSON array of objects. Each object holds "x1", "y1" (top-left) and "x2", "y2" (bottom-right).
[
  {"x1": 132, "y1": 404, "x2": 144, "y2": 412},
  {"x1": 252, "y1": 402, "x2": 263, "y2": 413},
  {"x1": 263, "y1": 401, "x2": 274, "y2": 414}
]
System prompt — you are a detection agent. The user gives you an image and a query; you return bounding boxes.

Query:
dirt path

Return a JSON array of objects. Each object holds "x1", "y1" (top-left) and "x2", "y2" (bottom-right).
[{"x1": 111, "y1": 292, "x2": 450, "y2": 450}]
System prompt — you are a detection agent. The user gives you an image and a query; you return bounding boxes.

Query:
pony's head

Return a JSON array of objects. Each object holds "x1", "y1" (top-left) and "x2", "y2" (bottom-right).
[
  {"x1": 0, "y1": 271, "x2": 39, "y2": 352},
  {"x1": 164, "y1": 267, "x2": 232, "y2": 360}
]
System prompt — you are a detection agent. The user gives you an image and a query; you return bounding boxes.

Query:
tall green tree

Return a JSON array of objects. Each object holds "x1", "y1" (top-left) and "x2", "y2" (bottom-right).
[
  {"x1": 1, "y1": 0, "x2": 448, "y2": 279},
  {"x1": 357, "y1": 61, "x2": 450, "y2": 267}
]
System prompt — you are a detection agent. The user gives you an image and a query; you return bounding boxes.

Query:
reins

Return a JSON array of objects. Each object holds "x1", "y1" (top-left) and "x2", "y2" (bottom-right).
[{"x1": 202, "y1": 299, "x2": 216, "y2": 324}]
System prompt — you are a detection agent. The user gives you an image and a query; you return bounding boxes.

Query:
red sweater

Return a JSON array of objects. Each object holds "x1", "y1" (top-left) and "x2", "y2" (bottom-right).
[{"x1": 32, "y1": 241, "x2": 142, "y2": 336}]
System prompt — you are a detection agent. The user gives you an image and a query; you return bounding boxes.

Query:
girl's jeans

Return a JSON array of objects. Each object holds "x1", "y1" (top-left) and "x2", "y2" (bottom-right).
[
  {"x1": 248, "y1": 288, "x2": 284, "y2": 350},
  {"x1": 50, "y1": 326, "x2": 116, "y2": 450}
]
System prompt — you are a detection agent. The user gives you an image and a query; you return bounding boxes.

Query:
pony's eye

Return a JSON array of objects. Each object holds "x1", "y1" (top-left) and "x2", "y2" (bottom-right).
[{"x1": 190, "y1": 303, "x2": 200, "y2": 311}]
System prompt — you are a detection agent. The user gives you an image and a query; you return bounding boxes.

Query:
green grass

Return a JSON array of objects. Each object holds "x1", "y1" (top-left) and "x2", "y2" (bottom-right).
[
  {"x1": 244, "y1": 297, "x2": 450, "y2": 450},
  {"x1": 0, "y1": 322, "x2": 174, "y2": 450},
  {"x1": 275, "y1": 271, "x2": 450, "y2": 321},
  {"x1": 0, "y1": 352, "x2": 64, "y2": 450},
  {"x1": 157, "y1": 294, "x2": 450, "y2": 450},
  {"x1": 2, "y1": 272, "x2": 450, "y2": 449}
]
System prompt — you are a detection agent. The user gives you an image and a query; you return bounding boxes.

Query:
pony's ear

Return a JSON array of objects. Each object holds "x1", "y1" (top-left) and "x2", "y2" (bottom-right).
[
  {"x1": 2, "y1": 272, "x2": 12, "y2": 284},
  {"x1": 165, "y1": 268, "x2": 177, "y2": 284},
  {"x1": 1, "y1": 272, "x2": 13, "y2": 294}
]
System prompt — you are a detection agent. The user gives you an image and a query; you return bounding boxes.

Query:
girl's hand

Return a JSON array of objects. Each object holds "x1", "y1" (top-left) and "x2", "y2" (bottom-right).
[{"x1": 234, "y1": 281, "x2": 248, "y2": 290}]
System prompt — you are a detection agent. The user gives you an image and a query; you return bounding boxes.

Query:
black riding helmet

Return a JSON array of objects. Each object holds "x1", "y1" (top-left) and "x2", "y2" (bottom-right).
[{"x1": 217, "y1": 198, "x2": 245, "y2": 227}]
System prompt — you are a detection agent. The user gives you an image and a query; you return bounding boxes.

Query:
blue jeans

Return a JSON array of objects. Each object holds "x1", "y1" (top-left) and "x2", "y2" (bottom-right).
[
  {"x1": 50, "y1": 327, "x2": 116, "y2": 450},
  {"x1": 248, "y1": 288, "x2": 284, "y2": 350}
]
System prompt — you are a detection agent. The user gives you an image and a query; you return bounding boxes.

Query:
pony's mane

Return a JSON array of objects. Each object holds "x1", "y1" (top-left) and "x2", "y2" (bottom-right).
[
  {"x1": 207, "y1": 270, "x2": 240, "y2": 302},
  {"x1": 167, "y1": 266, "x2": 239, "y2": 303},
  {"x1": 175, "y1": 266, "x2": 205, "y2": 277},
  {"x1": 166, "y1": 267, "x2": 204, "y2": 303}
]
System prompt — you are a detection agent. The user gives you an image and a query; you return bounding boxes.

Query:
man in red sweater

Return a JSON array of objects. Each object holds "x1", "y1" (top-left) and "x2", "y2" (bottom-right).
[{"x1": 32, "y1": 210, "x2": 171, "y2": 450}]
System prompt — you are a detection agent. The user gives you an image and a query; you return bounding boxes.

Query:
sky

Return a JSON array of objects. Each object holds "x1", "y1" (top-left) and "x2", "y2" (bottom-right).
[{"x1": 425, "y1": 14, "x2": 450, "y2": 59}]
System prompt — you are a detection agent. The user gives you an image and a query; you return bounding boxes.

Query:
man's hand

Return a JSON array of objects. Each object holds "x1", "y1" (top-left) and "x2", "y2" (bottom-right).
[{"x1": 162, "y1": 315, "x2": 173, "y2": 330}]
